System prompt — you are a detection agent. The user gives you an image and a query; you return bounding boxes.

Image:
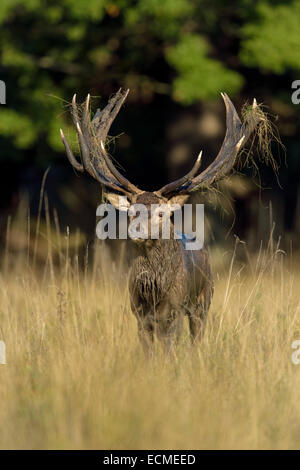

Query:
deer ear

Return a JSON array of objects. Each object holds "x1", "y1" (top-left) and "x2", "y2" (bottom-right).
[
  {"x1": 167, "y1": 194, "x2": 190, "y2": 207},
  {"x1": 105, "y1": 193, "x2": 130, "y2": 211}
]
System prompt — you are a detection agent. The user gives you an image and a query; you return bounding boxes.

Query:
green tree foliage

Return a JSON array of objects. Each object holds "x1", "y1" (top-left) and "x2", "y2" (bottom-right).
[
  {"x1": 240, "y1": 1, "x2": 300, "y2": 73},
  {"x1": 166, "y1": 34, "x2": 243, "y2": 104},
  {"x1": 0, "y1": 0, "x2": 299, "y2": 164}
]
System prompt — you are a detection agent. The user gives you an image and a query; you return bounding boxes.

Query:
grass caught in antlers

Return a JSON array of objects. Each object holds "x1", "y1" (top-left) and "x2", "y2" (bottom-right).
[{"x1": 240, "y1": 100, "x2": 283, "y2": 176}]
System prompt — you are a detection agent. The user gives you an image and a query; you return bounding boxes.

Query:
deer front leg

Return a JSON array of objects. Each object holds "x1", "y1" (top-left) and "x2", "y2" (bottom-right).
[
  {"x1": 155, "y1": 303, "x2": 184, "y2": 354},
  {"x1": 188, "y1": 282, "x2": 213, "y2": 343},
  {"x1": 188, "y1": 308, "x2": 206, "y2": 343},
  {"x1": 137, "y1": 317, "x2": 154, "y2": 356},
  {"x1": 130, "y1": 292, "x2": 154, "y2": 355}
]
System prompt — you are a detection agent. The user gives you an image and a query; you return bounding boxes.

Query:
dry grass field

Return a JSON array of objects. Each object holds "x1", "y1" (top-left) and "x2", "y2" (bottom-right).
[{"x1": 0, "y1": 208, "x2": 299, "y2": 450}]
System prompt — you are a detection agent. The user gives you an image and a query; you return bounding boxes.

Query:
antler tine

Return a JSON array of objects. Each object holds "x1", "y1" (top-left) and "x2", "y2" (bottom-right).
[
  {"x1": 222, "y1": 92, "x2": 243, "y2": 136},
  {"x1": 157, "y1": 151, "x2": 202, "y2": 196},
  {"x1": 82, "y1": 93, "x2": 90, "y2": 136},
  {"x1": 71, "y1": 93, "x2": 80, "y2": 126},
  {"x1": 60, "y1": 128, "x2": 84, "y2": 172},
  {"x1": 70, "y1": 92, "x2": 99, "y2": 179}
]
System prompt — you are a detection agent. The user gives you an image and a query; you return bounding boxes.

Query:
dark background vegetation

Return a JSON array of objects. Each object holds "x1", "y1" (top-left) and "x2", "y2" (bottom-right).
[{"x1": 0, "y1": 0, "x2": 299, "y2": 258}]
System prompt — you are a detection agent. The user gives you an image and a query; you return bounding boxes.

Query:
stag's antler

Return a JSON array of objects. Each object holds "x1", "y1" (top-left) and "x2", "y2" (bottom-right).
[
  {"x1": 60, "y1": 89, "x2": 141, "y2": 197},
  {"x1": 157, "y1": 93, "x2": 262, "y2": 196}
]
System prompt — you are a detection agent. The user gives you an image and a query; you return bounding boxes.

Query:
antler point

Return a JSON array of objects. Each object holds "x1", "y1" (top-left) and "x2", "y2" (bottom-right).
[
  {"x1": 76, "y1": 122, "x2": 82, "y2": 134},
  {"x1": 237, "y1": 135, "x2": 245, "y2": 149}
]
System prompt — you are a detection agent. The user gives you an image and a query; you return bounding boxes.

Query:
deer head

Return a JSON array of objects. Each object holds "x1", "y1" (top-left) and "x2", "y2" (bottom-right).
[{"x1": 60, "y1": 89, "x2": 262, "y2": 243}]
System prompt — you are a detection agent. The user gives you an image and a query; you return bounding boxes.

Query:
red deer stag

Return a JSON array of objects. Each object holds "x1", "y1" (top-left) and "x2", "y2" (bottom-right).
[{"x1": 60, "y1": 89, "x2": 261, "y2": 352}]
